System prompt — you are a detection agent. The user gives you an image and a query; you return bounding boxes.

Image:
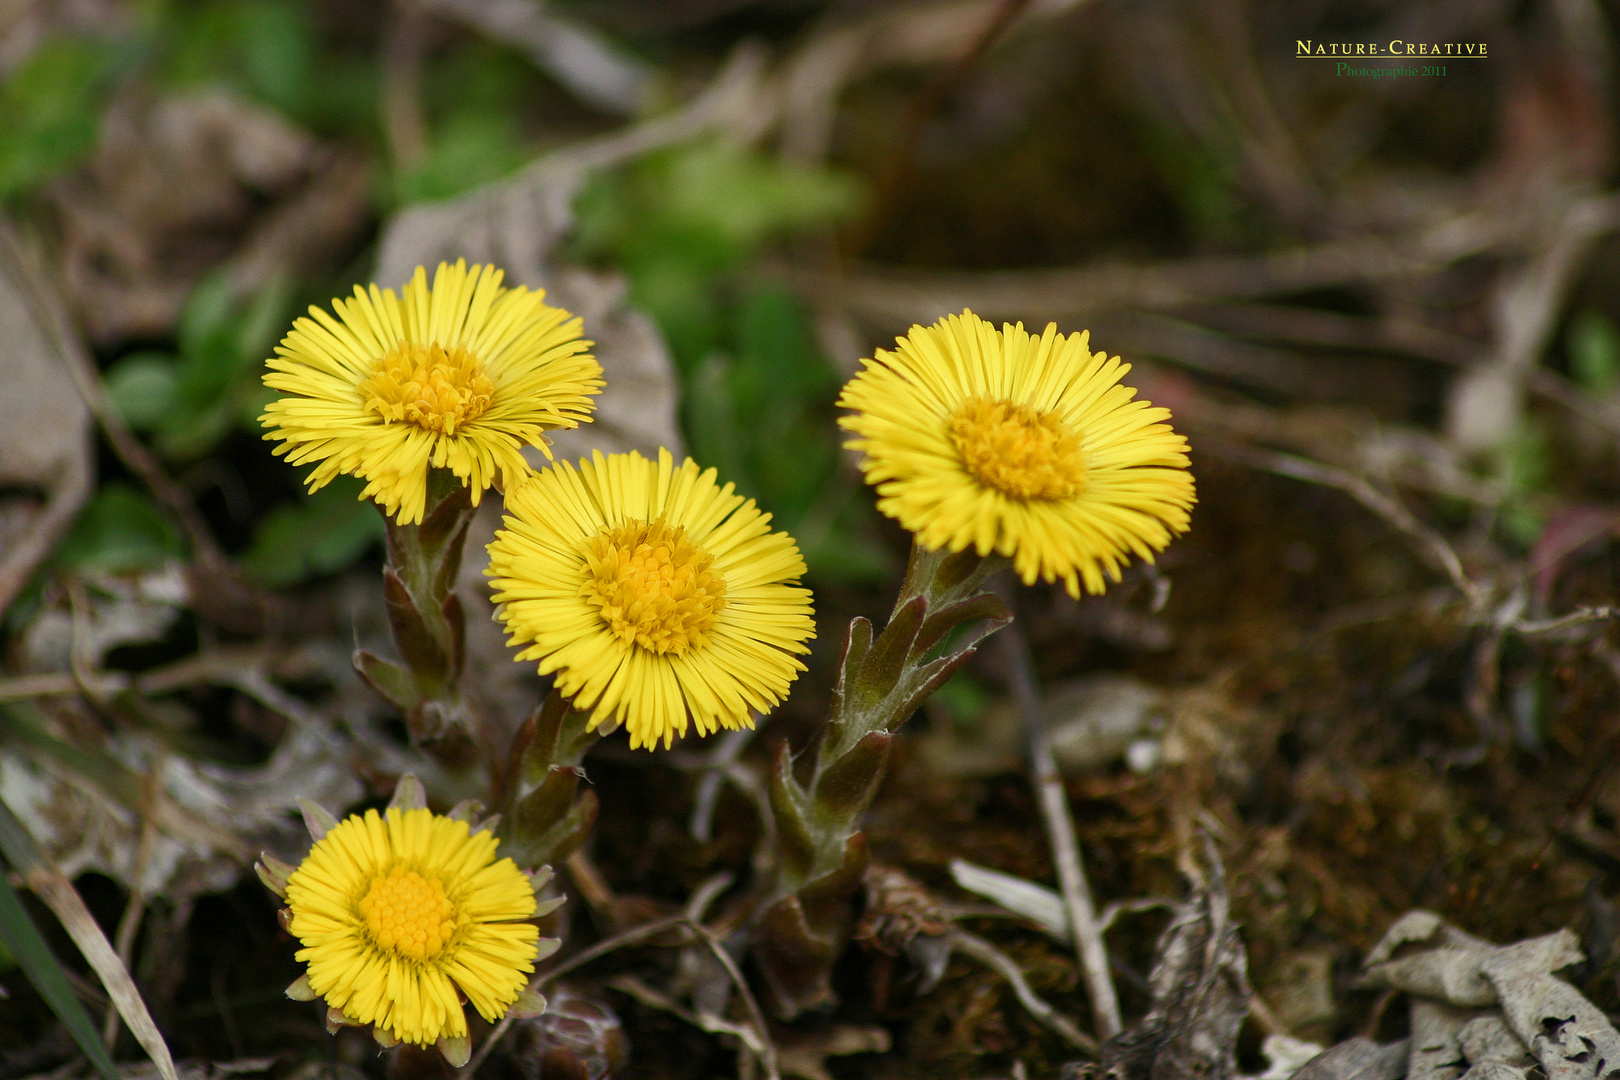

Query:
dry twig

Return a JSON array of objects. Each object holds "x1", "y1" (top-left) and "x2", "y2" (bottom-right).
[
  {"x1": 995, "y1": 606, "x2": 1121, "y2": 1039},
  {"x1": 950, "y1": 928, "x2": 1099, "y2": 1055},
  {"x1": 462, "y1": 912, "x2": 779, "y2": 1079}
]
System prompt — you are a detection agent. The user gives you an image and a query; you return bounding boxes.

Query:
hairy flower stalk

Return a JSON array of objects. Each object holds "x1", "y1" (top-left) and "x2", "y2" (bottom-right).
[
  {"x1": 494, "y1": 688, "x2": 604, "y2": 870},
  {"x1": 753, "y1": 543, "x2": 1009, "y2": 1016},
  {"x1": 353, "y1": 468, "x2": 480, "y2": 755}
]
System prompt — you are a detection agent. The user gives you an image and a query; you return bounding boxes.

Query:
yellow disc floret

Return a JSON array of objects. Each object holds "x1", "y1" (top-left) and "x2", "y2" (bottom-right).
[
  {"x1": 358, "y1": 869, "x2": 459, "y2": 961},
  {"x1": 580, "y1": 519, "x2": 727, "y2": 656},
  {"x1": 948, "y1": 397, "x2": 1086, "y2": 501},
  {"x1": 361, "y1": 343, "x2": 495, "y2": 436}
]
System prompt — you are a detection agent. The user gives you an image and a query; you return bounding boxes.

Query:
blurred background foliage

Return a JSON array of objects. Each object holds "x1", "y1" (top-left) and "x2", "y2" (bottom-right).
[{"x1": 0, "y1": 0, "x2": 896, "y2": 591}]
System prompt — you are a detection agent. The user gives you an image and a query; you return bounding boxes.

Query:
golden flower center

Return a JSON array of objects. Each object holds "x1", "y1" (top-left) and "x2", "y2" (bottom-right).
[
  {"x1": 580, "y1": 519, "x2": 727, "y2": 656},
  {"x1": 360, "y1": 342, "x2": 494, "y2": 435},
  {"x1": 357, "y1": 868, "x2": 458, "y2": 961},
  {"x1": 948, "y1": 397, "x2": 1087, "y2": 501}
]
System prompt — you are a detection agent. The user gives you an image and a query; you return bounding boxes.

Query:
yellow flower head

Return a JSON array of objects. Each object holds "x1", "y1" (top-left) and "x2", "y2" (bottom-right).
[
  {"x1": 839, "y1": 311, "x2": 1195, "y2": 597},
  {"x1": 283, "y1": 805, "x2": 544, "y2": 1048},
  {"x1": 487, "y1": 448, "x2": 816, "y2": 750},
  {"x1": 260, "y1": 260, "x2": 602, "y2": 525}
]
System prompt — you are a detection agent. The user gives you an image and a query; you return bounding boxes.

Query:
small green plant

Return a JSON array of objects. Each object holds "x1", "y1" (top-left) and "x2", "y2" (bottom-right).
[
  {"x1": 1568, "y1": 309, "x2": 1620, "y2": 396},
  {"x1": 240, "y1": 477, "x2": 384, "y2": 588},
  {"x1": 0, "y1": 36, "x2": 126, "y2": 200},
  {"x1": 54, "y1": 485, "x2": 183, "y2": 576},
  {"x1": 104, "y1": 274, "x2": 289, "y2": 462},
  {"x1": 575, "y1": 140, "x2": 884, "y2": 581},
  {"x1": 573, "y1": 138, "x2": 859, "y2": 366}
]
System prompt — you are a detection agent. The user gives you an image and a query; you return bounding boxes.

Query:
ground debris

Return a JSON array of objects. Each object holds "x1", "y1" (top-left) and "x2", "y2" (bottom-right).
[
  {"x1": 777, "y1": 1024, "x2": 893, "y2": 1080},
  {"x1": 22, "y1": 1057, "x2": 280, "y2": 1080},
  {"x1": 1456, "y1": 1015, "x2": 1531, "y2": 1069},
  {"x1": 855, "y1": 864, "x2": 954, "y2": 991},
  {"x1": 1362, "y1": 910, "x2": 1583, "y2": 1007},
  {"x1": 48, "y1": 89, "x2": 368, "y2": 343},
  {"x1": 1062, "y1": 841, "x2": 1249, "y2": 1080},
  {"x1": 1290, "y1": 1038, "x2": 1411, "y2": 1080},
  {"x1": 1484, "y1": 965, "x2": 1620, "y2": 1080},
  {"x1": 0, "y1": 217, "x2": 92, "y2": 615},
  {"x1": 1290, "y1": 913, "x2": 1617, "y2": 1080},
  {"x1": 507, "y1": 985, "x2": 628, "y2": 1080}
]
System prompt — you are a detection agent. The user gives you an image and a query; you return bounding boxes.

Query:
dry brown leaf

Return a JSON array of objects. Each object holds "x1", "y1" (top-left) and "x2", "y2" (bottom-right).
[
  {"x1": 1290, "y1": 1038, "x2": 1411, "y2": 1080},
  {"x1": 1362, "y1": 910, "x2": 1583, "y2": 1007},
  {"x1": 1482, "y1": 957, "x2": 1620, "y2": 1080},
  {"x1": 48, "y1": 90, "x2": 369, "y2": 343},
  {"x1": 421, "y1": 0, "x2": 649, "y2": 115},
  {"x1": 0, "y1": 217, "x2": 93, "y2": 616},
  {"x1": 1409, "y1": 1000, "x2": 1479, "y2": 1080},
  {"x1": 1457, "y1": 1014, "x2": 1533, "y2": 1068},
  {"x1": 1066, "y1": 843, "x2": 1249, "y2": 1080},
  {"x1": 0, "y1": 716, "x2": 359, "y2": 898}
]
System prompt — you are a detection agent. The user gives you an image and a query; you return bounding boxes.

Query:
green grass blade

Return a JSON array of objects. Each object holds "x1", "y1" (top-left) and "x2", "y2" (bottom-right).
[{"x1": 0, "y1": 866, "x2": 120, "y2": 1080}]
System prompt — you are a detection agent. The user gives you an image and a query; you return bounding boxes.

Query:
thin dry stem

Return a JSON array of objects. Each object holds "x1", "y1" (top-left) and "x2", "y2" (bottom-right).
[
  {"x1": 461, "y1": 914, "x2": 687, "y2": 1078},
  {"x1": 996, "y1": 611, "x2": 1121, "y2": 1040},
  {"x1": 687, "y1": 919, "x2": 780, "y2": 1080},
  {"x1": 461, "y1": 912, "x2": 776, "y2": 1079},
  {"x1": 950, "y1": 929, "x2": 1099, "y2": 1055},
  {"x1": 103, "y1": 789, "x2": 158, "y2": 1049},
  {"x1": 0, "y1": 645, "x2": 291, "y2": 703},
  {"x1": 381, "y1": 0, "x2": 430, "y2": 172},
  {"x1": 689, "y1": 725, "x2": 757, "y2": 842}
]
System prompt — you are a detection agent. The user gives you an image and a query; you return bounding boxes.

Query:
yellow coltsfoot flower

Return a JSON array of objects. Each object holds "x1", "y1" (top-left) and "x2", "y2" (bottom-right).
[
  {"x1": 839, "y1": 310, "x2": 1195, "y2": 597},
  {"x1": 257, "y1": 777, "x2": 560, "y2": 1063},
  {"x1": 260, "y1": 260, "x2": 602, "y2": 525},
  {"x1": 486, "y1": 448, "x2": 816, "y2": 750}
]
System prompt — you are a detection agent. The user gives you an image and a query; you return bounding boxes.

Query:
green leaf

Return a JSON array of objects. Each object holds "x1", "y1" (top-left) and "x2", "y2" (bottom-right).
[
  {"x1": 236, "y1": 381, "x2": 277, "y2": 430},
  {"x1": 150, "y1": 276, "x2": 289, "y2": 460},
  {"x1": 176, "y1": 272, "x2": 235, "y2": 368},
  {"x1": 0, "y1": 866, "x2": 120, "y2": 1080},
  {"x1": 0, "y1": 37, "x2": 122, "y2": 199},
  {"x1": 395, "y1": 110, "x2": 527, "y2": 205},
  {"x1": 103, "y1": 352, "x2": 180, "y2": 431},
  {"x1": 238, "y1": 0, "x2": 312, "y2": 115},
  {"x1": 241, "y1": 477, "x2": 385, "y2": 587},
  {"x1": 1568, "y1": 310, "x2": 1620, "y2": 395},
  {"x1": 572, "y1": 141, "x2": 859, "y2": 369},
  {"x1": 54, "y1": 484, "x2": 183, "y2": 575},
  {"x1": 657, "y1": 140, "x2": 859, "y2": 252},
  {"x1": 154, "y1": 400, "x2": 235, "y2": 462},
  {"x1": 158, "y1": 0, "x2": 313, "y2": 119},
  {"x1": 1498, "y1": 419, "x2": 1550, "y2": 495},
  {"x1": 232, "y1": 273, "x2": 292, "y2": 367}
]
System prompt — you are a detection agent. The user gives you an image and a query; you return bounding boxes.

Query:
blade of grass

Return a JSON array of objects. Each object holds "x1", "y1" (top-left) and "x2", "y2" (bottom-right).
[
  {"x1": 0, "y1": 798, "x2": 179, "y2": 1080},
  {"x1": 0, "y1": 861, "x2": 121, "y2": 1080}
]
